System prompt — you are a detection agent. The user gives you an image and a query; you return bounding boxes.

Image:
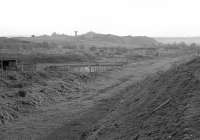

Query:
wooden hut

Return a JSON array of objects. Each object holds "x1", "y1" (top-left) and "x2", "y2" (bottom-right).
[{"x1": 0, "y1": 57, "x2": 18, "y2": 70}]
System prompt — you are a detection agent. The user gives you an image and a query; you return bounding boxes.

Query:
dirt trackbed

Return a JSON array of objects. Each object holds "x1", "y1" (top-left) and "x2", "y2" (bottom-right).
[
  {"x1": 40, "y1": 56, "x2": 198, "y2": 140},
  {"x1": 84, "y1": 57, "x2": 200, "y2": 140}
]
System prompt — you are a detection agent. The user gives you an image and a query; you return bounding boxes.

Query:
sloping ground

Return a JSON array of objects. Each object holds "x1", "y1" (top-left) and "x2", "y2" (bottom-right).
[
  {"x1": 85, "y1": 57, "x2": 200, "y2": 140},
  {"x1": 0, "y1": 56, "x2": 192, "y2": 140},
  {"x1": 37, "y1": 56, "x2": 189, "y2": 140},
  {"x1": 155, "y1": 37, "x2": 200, "y2": 44},
  {"x1": 0, "y1": 70, "x2": 90, "y2": 125},
  {"x1": 77, "y1": 32, "x2": 158, "y2": 48},
  {"x1": 16, "y1": 32, "x2": 158, "y2": 48},
  {"x1": 0, "y1": 37, "x2": 54, "y2": 53}
]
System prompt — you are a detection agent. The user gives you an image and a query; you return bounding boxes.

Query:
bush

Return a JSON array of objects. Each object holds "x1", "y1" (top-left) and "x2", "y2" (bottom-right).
[{"x1": 17, "y1": 90, "x2": 27, "y2": 97}]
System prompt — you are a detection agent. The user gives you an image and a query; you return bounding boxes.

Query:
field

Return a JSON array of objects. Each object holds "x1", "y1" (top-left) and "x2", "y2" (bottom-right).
[
  {"x1": 0, "y1": 35, "x2": 200, "y2": 140},
  {"x1": 0, "y1": 51, "x2": 194, "y2": 140}
]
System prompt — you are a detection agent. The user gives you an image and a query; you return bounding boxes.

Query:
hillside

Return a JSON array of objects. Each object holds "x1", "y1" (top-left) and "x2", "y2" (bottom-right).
[
  {"x1": 81, "y1": 57, "x2": 200, "y2": 140},
  {"x1": 16, "y1": 32, "x2": 158, "y2": 48},
  {"x1": 0, "y1": 53, "x2": 183, "y2": 140},
  {"x1": 0, "y1": 37, "x2": 56, "y2": 54},
  {"x1": 155, "y1": 37, "x2": 200, "y2": 45},
  {"x1": 0, "y1": 37, "x2": 94, "y2": 63},
  {"x1": 78, "y1": 32, "x2": 158, "y2": 48}
]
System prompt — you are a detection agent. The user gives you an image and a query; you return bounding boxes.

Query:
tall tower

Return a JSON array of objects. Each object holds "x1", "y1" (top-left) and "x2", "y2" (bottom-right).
[
  {"x1": 74, "y1": 31, "x2": 78, "y2": 49},
  {"x1": 74, "y1": 31, "x2": 78, "y2": 37}
]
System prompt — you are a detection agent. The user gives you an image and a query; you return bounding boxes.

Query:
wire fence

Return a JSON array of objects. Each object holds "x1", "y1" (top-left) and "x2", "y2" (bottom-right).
[{"x1": 0, "y1": 63, "x2": 37, "y2": 80}]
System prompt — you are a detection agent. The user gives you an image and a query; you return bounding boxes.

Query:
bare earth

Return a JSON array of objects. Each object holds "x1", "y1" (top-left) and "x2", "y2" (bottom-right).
[{"x1": 0, "y1": 56, "x2": 190, "y2": 140}]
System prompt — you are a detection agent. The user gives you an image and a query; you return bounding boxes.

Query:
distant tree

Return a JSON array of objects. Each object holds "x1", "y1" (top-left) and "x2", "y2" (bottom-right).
[
  {"x1": 115, "y1": 47, "x2": 128, "y2": 55},
  {"x1": 190, "y1": 43, "x2": 197, "y2": 48},
  {"x1": 178, "y1": 42, "x2": 188, "y2": 48},
  {"x1": 42, "y1": 42, "x2": 49, "y2": 48},
  {"x1": 109, "y1": 47, "x2": 115, "y2": 52},
  {"x1": 99, "y1": 49, "x2": 104, "y2": 53},
  {"x1": 63, "y1": 44, "x2": 77, "y2": 49},
  {"x1": 51, "y1": 32, "x2": 57, "y2": 36},
  {"x1": 89, "y1": 46, "x2": 97, "y2": 52},
  {"x1": 79, "y1": 44, "x2": 85, "y2": 50}
]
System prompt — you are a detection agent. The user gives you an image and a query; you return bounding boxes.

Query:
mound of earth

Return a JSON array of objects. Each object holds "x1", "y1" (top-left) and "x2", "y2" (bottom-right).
[
  {"x1": 16, "y1": 32, "x2": 158, "y2": 48},
  {"x1": 84, "y1": 57, "x2": 200, "y2": 140}
]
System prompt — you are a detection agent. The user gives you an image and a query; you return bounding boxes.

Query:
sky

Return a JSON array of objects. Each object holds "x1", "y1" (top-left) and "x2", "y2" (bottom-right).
[{"x1": 0, "y1": 0, "x2": 200, "y2": 37}]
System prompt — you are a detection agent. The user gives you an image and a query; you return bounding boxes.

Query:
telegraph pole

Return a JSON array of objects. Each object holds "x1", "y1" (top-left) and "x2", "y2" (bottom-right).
[
  {"x1": 74, "y1": 31, "x2": 78, "y2": 37},
  {"x1": 74, "y1": 31, "x2": 79, "y2": 49}
]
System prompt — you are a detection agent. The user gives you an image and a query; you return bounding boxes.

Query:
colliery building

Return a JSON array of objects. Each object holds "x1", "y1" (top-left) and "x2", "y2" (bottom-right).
[{"x1": 0, "y1": 55, "x2": 36, "y2": 73}]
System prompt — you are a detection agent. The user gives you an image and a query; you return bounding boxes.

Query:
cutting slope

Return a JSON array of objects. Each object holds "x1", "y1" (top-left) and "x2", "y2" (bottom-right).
[{"x1": 85, "y1": 57, "x2": 200, "y2": 140}]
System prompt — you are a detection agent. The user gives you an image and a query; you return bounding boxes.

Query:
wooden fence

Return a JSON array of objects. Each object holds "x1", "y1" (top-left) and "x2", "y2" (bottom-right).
[
  {"x1": 18, "y1": 63, "x2": 37, "y2": 73},
  {"x1": 0, "y1": 61, "x2": 127, "y2": 80},
  {"x1": 0, "y1": 63, "x2": 37, "y2": 80},
  {"x1": 47, "y1": 62, "x2": 127, "y2": 73}
]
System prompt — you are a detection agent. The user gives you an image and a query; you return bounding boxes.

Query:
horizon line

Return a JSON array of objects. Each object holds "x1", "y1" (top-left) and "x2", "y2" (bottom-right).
[{"x1": 1, "y1": 32, "x2": 200, "y2": 38}]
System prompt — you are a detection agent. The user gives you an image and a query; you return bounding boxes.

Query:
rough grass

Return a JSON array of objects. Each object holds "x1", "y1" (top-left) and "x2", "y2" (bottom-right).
[
  {"x1": 82, "y1": 57, "x2": 200, "y2": 140},
  {"x1": 0, "y1": 69, "x2": 93, "y2": 125}
]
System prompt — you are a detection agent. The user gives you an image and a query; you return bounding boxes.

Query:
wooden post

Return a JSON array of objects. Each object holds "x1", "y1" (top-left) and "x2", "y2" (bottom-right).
[
  {"x1": 0, "y1": 58, "x2": 3, "y2": 79},
  {"x1": 21, "y1": 64, "x2": 24, "y2": 72},
  {"x1": 67, "y1": 65, "x2": 70, "y2": 71},
  {"x1": 4, "y1": 69, "x2": 7, "y2": 80},
  {"x1": 97, "y1": 65, "x2": 99, "y2": 73},
  {"x1": 89, "y1": 65, "x2": 91, "y2": 73},
  {"x1": 34, "y1": 63, "x2": 37, "y2": 72},
  {"x1": 79, "y1": 66, "x2": 81, "y2": 73}
]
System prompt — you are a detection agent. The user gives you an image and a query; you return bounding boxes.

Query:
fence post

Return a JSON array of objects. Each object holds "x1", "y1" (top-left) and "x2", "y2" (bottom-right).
[
  {"x1": 21, "y1": 64, "x2": 24, "y2": 72},
  {"x1": 89, "y1": 65, "x2": 91, "y2": 73},
  {"x1": 1, "y1": 58, "x2": 3, "y2": 80}
]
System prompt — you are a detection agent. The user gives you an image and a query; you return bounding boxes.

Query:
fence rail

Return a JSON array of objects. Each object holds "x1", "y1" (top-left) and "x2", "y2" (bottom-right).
[
  {"x1": 0, "y1": 69, "x2": 8, "y2": 80},
  {"x1": 18, "y1": 63, "x2": 37, "y2": 73},
  {"x1": 47, "y1": 62, "x2": 127, "y2": 73},
  {"x1": 0, "y1": 63, "x2": 37, "y2": 80},
  {"x1": 0, "y1": 61, "x2": 127, "y2": 80}
]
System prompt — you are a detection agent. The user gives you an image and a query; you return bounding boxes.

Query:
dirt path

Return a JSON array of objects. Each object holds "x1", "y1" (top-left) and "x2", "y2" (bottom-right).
[{"x1": 0, "y1": 56, "x2": 189, "y2": 140}]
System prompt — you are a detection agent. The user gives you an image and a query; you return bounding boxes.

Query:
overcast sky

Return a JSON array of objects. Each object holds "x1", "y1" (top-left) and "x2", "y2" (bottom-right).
[{"x1": 0, "y1": 0, "x2": 200, "y2": 37}]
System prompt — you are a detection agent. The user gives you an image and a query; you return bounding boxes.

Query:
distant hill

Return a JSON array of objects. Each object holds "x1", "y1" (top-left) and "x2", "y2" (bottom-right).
[
  {"x1": 0, "y1": 32, "x2": 159, "y2": 56},
  {"x1": 0, "y1": 37, "x2": 94, "y2": 63},
  {"x1": 155, "y1": 37, "x2": 200, "y2": 45},
  {"x1": 15, "y1": 32, "x2": 158, "y2": 48},
  {"x1": 0, "y1": 37, "x2": 57, "y2": 54}
]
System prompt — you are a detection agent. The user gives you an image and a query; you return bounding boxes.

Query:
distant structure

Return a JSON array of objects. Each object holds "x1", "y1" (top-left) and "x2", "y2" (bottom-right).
[
  {"x1": 0, "y1": 49, "x2": 37, "y2": 79},
  {"x1": 74, "y1": 31, "x2": 79, "y2": 49},
  {"x1": 0, "y1": 49, "x2": 19, "y2": 71},
  {"x1": 0, "y1": 57, "x2": 18, "y2": 70},
  {"x1": 74, "y1": 31, "x2": 78, "y2": 37}
]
